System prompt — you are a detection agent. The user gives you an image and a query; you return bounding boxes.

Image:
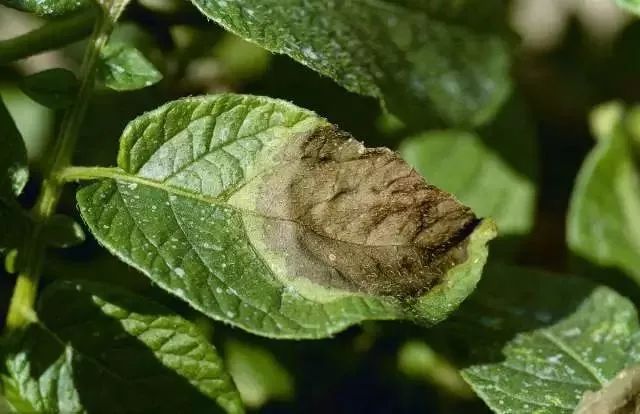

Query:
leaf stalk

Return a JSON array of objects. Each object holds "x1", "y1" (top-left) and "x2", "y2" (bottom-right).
[{"x1": 0, "y1": 8, "x2": 95, "y2": 65}]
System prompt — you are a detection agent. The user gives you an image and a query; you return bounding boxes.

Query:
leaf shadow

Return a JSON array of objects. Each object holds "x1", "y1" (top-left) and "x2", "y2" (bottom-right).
[{"x1": 20, "y1": 281, "x2": 227, "y2": 414}]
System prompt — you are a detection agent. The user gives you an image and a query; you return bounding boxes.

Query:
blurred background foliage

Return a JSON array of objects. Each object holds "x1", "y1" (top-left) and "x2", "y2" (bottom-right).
[{"x1": 1, "y1": 0, "x2": 639, "y2": 412}]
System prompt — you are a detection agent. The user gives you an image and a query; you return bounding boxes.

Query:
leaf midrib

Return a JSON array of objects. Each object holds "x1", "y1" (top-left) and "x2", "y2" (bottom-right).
[{"x1": 71, "y1": 166, "x2": 445, "y2": 249}]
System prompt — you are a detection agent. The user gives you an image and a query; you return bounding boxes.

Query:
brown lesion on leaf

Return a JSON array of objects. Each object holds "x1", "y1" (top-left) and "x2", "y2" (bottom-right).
[
  {"x1": 575, "y1": 365, "x2": 640, "y2": 414},
  {"x1": 248, "y1": 125, "x2": 479, "y2": 298}
]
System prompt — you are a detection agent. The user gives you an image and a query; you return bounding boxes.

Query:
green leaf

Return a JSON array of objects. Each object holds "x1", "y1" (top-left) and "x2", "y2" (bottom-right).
[
  {"x1": 399, "y1": 100, "x2": 537, "y2": 241},
  {"x1": 0, "y1": 0, "x2": 89, "y2": 17},
  {"x1": 42, "y1": 214, "x2": 85, "y2": 248},
  {"x1": 0, "y1": 96, "x2": 30, "y2": 253},
  {"x1": 4, "y1": 249, "x2": 18, "y2": 273},
  {"x1": 20, "y1": 69, "x2": 78, "y2": 110},
  {"x1": 76, "y1": 94, "x2": 496, "y2": 339},
  {"x1": 397, "y1": 340, "x2": 473, "y2": 399},
  {"x1": 98, "y1": 42, "x2": 163, "y2": 92},
  {"x1": 2, "y1": 281, "x2": 243, "y2": 414},
  {"x1": 189, "y1": 0, "x2": 512, "y2": 128},
  {"x1": 224, "y1": 339, "x2": 294, "y2": 408},
  {"x1": 0, "y1": 97, "x2": 28, "y2": 198},
  {"x1": 567, "y1": 102, "x2": 640, "y2": 285},
  {"x1": 454, "y1": 265, "x2": 640, "y2": 413}
]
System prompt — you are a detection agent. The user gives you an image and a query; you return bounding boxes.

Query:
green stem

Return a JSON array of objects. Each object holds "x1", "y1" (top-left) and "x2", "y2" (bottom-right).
[
  {"x1": 58, "y1": 166, "x2": 125, "y2": 182},
  {"x1": 4, "y1": 13, "x2": 113, "y2": 331},
  {"x1": 0, "y1": 9, "x2": 96, "y2": 65}
]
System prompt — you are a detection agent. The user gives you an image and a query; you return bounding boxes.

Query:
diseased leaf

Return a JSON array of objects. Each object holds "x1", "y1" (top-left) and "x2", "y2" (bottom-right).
[
  {"x1": 189, "y1": 0, "x2": 512, "y2": 128},
  {"x1": 98, "y1": 42, "x2": 163, "y2": 91},
  {"x1": 0, "y1": 97, "x2": 28, "y2": 198},
  {"x1": 399, "y1": 99, "x2": 537, "y2": 241},
  {"x1": 224, "y1": 339, "x2": 294, "y2": 408},
  {"x1": 76, "y1": 94, "x2": 495, "y2": 339},
  {"x1": 575, "y1": 365, "x2": 640, "y2": 414},
  {"x1": 2, "y1": 281, "x2": 243, "y2": 414},
  {"x1": 567, "y1": 103, "x2": 640, "y2": 285},
  {"x1": 20, "y1": 68, "x2": 78, "y2": 110},
  {"x1": 455, "y1": 265, "x2": 640, "y2": 414},
  {"x1": 0, "y1": 0, "x2": 89, "y2": 17}
]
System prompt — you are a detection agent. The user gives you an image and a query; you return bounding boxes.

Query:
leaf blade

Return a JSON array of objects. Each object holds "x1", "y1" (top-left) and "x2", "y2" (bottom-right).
[
  {"x1": 0, "y1": 0, "x2": 89, "y2": 17},
  {"x1": 453, "y1": 265, "x2": 640, "y2": 413},
  {"x1": 399, "y1": 116, "x2": 536, "y2": 241},
  {"x1": 20, "y1": 68, "x2": 78, "y2": 110},
  {"x1": 188, "y1": 0, "x2": 512, "y2": 128},
  {"x1": 2, "y1": 281, "x2": 243, "y2": 413},
  {"x1": 567, "y1": 103, "x2": 640, "y2": 284},
  {"x1": 98, "y1": 42, "x2": 163, "y2": 92},
  {"x1": 77, "y1": 94, "x2": 496, "y2": 338},
  {"x1": 0, "y1": 96, "x2": 28, "y2": 198}
]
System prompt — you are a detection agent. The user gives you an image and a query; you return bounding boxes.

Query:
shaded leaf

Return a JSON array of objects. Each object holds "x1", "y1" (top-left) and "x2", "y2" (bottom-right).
[
  {"x1": 0, "y1": 97, "x2": 30, "y2": 253},
  {"x1": 0, "y1": 0, "x2": 89, "y2": 17},
  {"x1": 189, "y1": 0, "x2": 512, "y2": 128},
  {"x1": 42, "y1": 214, "x2": 85, "y2": 248},
  {"x1": 3, "y1": 249, "x2": 18, "y2": 274},
  {"x1": 0, "y1": 85, "x2": 54, "y2": 163},
  {"x1": 0, "y1": 199, "x2": 29, "y2": 254},
  {"x1": 76, "y1": 94, "x2": 495, "y2": 339},
  {"x1": 98, "y1": 42, "x2": 163, "y2": 92},
  {"x1": 224, "y1": 339, "x2": 294, "y2": 408},
  {"x1": 2, "y1": 281, "x2": 243, "y2": 414},
  {"x1": 397, "y1": 340, "x2": 473, "y2": 399},
  {"x1": 455, "y1": 265, "x2": 640, "y2": 414},
  {"x1": 0, "y1": 97, "x2": 28, "y2": 198},
  {"x1": 567, "y1": 103, "x2": 640, "y2": 285},
  {"x1": 20, "y1": 68, "x2": 78, "y2": 110}
]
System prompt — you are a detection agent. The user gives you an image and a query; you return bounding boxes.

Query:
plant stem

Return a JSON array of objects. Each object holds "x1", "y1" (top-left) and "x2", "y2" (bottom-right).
[
  {"x1": 4, "y1": 12, "x2": 112, "y2": 331},
  {"x1": 0, "y1": 9, "x2": 96, "y2": 65}
]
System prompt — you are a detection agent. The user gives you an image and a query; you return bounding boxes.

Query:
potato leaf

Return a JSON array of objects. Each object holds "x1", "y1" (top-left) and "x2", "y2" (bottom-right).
[
  {"x1": 456, "y1": 265, "x2": 640, "y2": 413},
  {"x1": 0, "y1": 97, "x2": 30, "y2": 252},
  {"x1": 76, "y1": 94, "x2": 495, "y2": 339},
  {"x1": 1, "y1": 281, "x2": 243, "y2": 414},
  {"x1": 224, "y1": 339, "x2": 294, "y2": 408},
  {"x1": 98, "y1": 42, "x2": 163, "y2": 92},
  {"x1": 20, "y1": 68, "x2": 78, "y2": 110},
  {"x1": 189, "y1": 0, "x2": 512, "y2": 128},
  {"x1": 0, "y1": 97, "x2": 28, "y2": 198},
  {"x1": 567, "y1": 103, "x2": 640, "y2": 285},
  {"x1": 399, "y1": 99, "x2": 537, "y2": 242},
  {"x1": 0, "y1": 200, "x2": 30, "y2": 254},
  {"x1": 42, "y1": 214, "x2": 85, "y2": 248},
  {"x1": 0, "y1": 0, "x2": 89, "y2": 17}
]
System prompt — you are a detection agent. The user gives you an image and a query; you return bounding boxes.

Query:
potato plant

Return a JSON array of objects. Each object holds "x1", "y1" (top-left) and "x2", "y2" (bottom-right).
[{"x1": 0, "y1": 0, "x2": 639, "y2": 413}]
